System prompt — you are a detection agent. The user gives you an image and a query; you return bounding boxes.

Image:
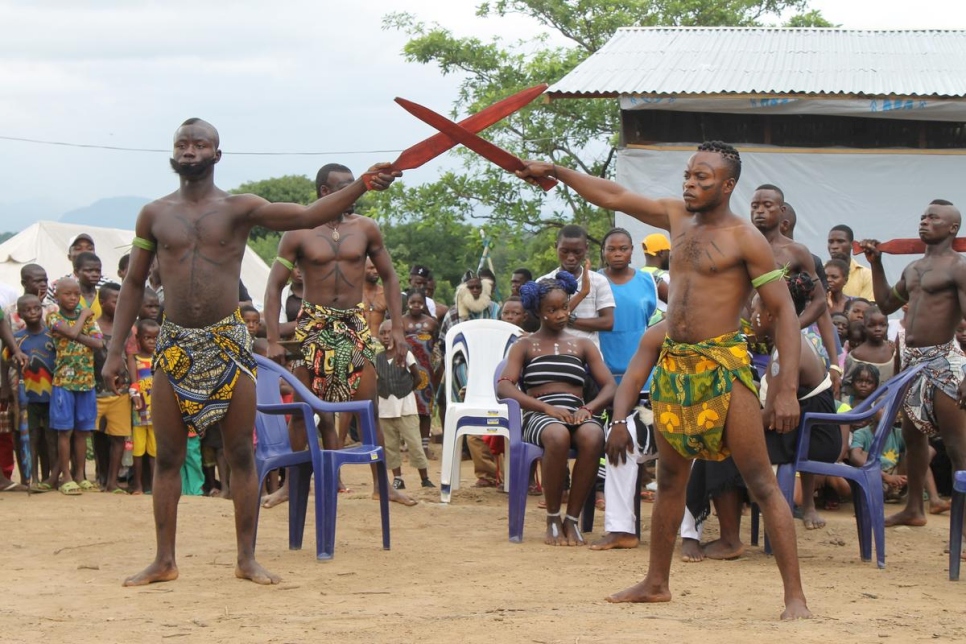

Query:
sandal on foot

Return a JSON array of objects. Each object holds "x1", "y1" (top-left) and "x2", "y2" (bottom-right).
[
  {"x1": 392, "y1": 477, "x2": 406, "y2": 490},
  {"x1": 78, "y1": 480, "x2": 99, "y2": 492},
  {"x1": 472, "y1": 478, "x2": 498, "y2": 488},
  {"x1": 31, "y1": 482, "x2": 53, "y2": 493},
  {"x1": 59, "y1": 481, "x2": 82, "y2": 496},
  {"x1": 528, "y1": 483, "x2": 543, "y2": 496},
  {"x1": 111, "y1": 488, "x2": 129, "y2": 495},
  {"x1": 421, "y1": 478, "x2": 436, "y2": 488}
]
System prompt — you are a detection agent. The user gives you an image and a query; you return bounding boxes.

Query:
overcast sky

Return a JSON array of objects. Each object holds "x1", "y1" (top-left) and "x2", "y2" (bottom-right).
[{"x1": 2, "y1": 0, "x2": 965, "y2": 225}]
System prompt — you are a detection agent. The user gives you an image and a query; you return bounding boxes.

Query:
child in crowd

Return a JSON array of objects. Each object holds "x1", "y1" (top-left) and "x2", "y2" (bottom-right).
[
  {"x1": 374, "y1": 320, "x2": 433, "y2": 490},
  {"x1": 824, "y1": 258, "x2": 852, "y2": 315},
  {"x1": 241, "y1": 305, "x2": 267, "y2": 357},
  {"x1": 845, "y1": 320, "x2": 865, "y2": 354},
  {"x1": 141, "y1": 287, "x2": 161, "y2": 323},
  {"x1": 843, "y1": 364, "x2": 949, "y2": 511},
  {"x1": 93, "y1": 283, "x2": 132, "y2": 493},
  {"x1": 956, "y1": 317, "x2": 966, "y2": 352},
  {"x1": 117, "y1": 253, "x2": 130, "y2": 282},
  {"x1": 46, "y1": 278, "x2": 103, "y2": 495},
  {"x1": 402, "y1": 290, "x2": 438, "y2": 458},
  {"x1": 500, "y1": 296, "x2": 528, "y2": 330},
  {"x1": 845, "y1": 305, "x2": 896, "y2": 387},
  {"x1": 831, "y1": 312, "x2": 849, "y2": 347},
  {"x1": 129, "y1": 318, "x2": 159, "y2": 495},
  {"x1": 12, "y1": 294, "x2": 56, "y2": 489},
  {"x1": 844, "y1": 297, "x2": 870, "y2": 326},
  {"x1": 6, "y1": 264, "x2": 58, "y2": 332},
  {"x1": 73, "y1": 252, "x2": 103, "y2": 318}
]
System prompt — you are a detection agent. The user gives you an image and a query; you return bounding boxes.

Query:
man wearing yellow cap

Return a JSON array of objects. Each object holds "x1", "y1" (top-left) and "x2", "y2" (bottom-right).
[{"x1": 640, "y1": 233, "x2": 670, "y2": 325}]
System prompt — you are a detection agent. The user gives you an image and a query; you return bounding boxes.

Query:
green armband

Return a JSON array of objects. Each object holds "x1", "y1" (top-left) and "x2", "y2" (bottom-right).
[
  {"x1": 275, "y1": 257, "x2": 295, "y2": 271},
  {"x1": 891, "y1": 286, "x2": 908, "y2": 304},
  {"x1": 132, "y1": 236, "x2": 156, "y2": 252},
  {"x1": 751, "y1": 267, "x2": 787, "y2": 289}
]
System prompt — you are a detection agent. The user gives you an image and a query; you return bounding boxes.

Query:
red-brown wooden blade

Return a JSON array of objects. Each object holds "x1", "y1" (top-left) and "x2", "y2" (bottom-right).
[
  {"x1": 852, "y1": 239, "x2": 966, "y2": 255},
  {"x1": 395, "y1": 97, "x2": 557, "y2": 192},
  {"x1": 392, "y1": 84, "x2": 547, "y2": 171}
]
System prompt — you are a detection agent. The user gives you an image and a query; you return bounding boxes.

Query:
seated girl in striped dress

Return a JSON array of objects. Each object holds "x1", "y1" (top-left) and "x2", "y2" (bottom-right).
[{"x1": 497, "y1": 272, "x2": 616, "y2": 546}]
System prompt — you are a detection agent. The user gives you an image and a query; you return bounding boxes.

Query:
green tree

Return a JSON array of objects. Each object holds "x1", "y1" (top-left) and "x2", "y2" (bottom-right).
[{"x1": 381, "y1": 0, "x2": 832, "y2": 281}]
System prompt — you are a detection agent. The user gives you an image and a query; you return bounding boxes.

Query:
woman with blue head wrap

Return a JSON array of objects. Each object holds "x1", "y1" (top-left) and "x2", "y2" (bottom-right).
[{"x1": 497, "y1": 271, "x2": 617, "y2": 546}]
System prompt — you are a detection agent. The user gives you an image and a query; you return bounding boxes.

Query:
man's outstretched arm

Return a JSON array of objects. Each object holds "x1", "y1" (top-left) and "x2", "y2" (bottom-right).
[
  {"x1": 517, "y1": 161, "x2": 676, "y2": 231},
  {"x1": 246, "y1": 164, "x2": 399, "y2": 232}
]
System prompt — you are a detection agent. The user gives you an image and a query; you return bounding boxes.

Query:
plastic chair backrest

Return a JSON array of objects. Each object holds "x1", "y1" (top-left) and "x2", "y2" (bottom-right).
[
  {"x1": 445, "y1": 319, "x2": 521, "y2": 406},
  {"x1": 253, "y1": 355, "x2": 378, "y2": 446},
  {"x1": 865, "y1": 364, "x2": 925, "y2": 462},
  {"x1": 254, "y1": 358, "x2": 297, "y2": 461},
  {"x1": 797, "y1": 363, "x2": 924, "y2": 467}
]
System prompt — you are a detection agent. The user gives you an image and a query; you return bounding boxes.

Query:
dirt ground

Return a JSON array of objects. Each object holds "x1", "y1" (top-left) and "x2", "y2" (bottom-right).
[{"x1": 2, "y1": 455, "x2": 964, "y2": 644}]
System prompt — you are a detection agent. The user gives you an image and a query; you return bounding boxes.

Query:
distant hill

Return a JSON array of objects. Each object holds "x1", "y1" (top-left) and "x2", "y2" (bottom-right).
[
  {"x1": 0, "y1": 198, "x2": 65, "y2": 232},
  {"x1": 59, "y1": 196, "x2": 151, "y2": 229}
]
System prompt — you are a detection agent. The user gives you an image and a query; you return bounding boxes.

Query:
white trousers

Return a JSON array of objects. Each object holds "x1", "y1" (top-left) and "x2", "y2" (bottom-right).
[{"x1": 603, "y1": 414, "x2": 646, "y2": 534}]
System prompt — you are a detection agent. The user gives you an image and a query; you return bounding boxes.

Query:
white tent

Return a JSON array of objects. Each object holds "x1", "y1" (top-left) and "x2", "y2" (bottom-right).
[{"x1": 0, "y1": 221, "x2": 272, "y2": 309}]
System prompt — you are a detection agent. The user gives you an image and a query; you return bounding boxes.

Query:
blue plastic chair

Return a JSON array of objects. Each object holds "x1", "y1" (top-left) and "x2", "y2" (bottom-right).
[
  {"x1": 494, "y1": 359, "x2": 597, "y2": 542},
  {"x1": 252, "y1": 355, "x2": 390, "y2": 561},
  {"x1": 949, "y1": 470, "x2": 966, "y2": 580},
  {"x1": 751, "y1": 364, "x2": 925, "y2": 568}
]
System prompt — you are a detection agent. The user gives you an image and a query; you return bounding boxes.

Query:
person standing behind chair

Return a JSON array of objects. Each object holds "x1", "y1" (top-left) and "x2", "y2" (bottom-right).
[
  {"x1": 858, "y1": 199, "x2": 966, "y2": 530},
  {"x1": 539, "y1": 225, "x2": 614, "y2": 350},
  {"x1": 374, "y1": 320, "x2": 434, "y2": 490},
  {"x1": 829, "y1": 224, "x2": 874, "y2": 300},
  {"x1": 598, "y1": 228, "x2": 657, "y2": 382},
  {"x1": 433, "y1": 270, "x2": 502, "y2": 488}
]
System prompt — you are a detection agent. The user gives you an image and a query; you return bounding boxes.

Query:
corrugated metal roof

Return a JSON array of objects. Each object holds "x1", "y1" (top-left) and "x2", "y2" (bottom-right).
[{"x1": 547, "y1": 28, "x2": 966, "y2": 99}]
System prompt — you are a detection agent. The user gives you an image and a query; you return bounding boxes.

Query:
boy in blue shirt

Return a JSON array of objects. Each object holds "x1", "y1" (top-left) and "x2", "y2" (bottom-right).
[{"x1": 12, "y1": 295, "x2": 57, "y2": 489}]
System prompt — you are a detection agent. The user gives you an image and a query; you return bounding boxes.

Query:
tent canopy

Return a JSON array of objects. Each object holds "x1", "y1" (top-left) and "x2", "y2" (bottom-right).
[{"x1": 0, "y1": 221, "x2": 272, "y2": 309}]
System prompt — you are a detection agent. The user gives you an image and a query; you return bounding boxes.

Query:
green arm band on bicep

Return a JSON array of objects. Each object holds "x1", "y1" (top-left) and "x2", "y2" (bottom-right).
[
  {"x1": 275, "y1": 257, "x2": 295, "y2": 271},
  {"x1": 132, "y1": 236, "x2": 156, "y2": 252},
  {"x1": 751, "y1": 267, "x2": 787, "y2": 290},
  {"x1": 891, "y1": 286, "x2": 908, "y2": 305}
]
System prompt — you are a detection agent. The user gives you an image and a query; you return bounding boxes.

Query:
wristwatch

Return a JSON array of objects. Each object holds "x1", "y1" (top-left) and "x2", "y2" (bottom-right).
[{"x1": 568, "y1": 313, "x2": 577, "y2": 326}]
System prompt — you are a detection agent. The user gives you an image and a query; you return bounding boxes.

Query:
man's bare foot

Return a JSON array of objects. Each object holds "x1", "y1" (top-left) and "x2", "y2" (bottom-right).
[
  {"x1": 261, "y1": 486, "x2": 288, "y2": 509},
  {"x1": 561, "y1": 516, "x2": 586, "y2": 546},
  {"x1": 801, "y1": 507, "x2": 826, "y2": 530},
  {"x1": 374, "y1": 487, "x2": 417, "y2": 506},
  {"x1": 544, "y1": 514, "x2": 564, "y2": 546},
  {"x1": 235, "y1": 558, "x2": 281, "y2": 585},
  {"x1": 589, "y1": 532, "x2": 639, "y2": 550},
  {"x1": 606, "y1": 579, "x2": 672, "y2": 603},
  {"x1": 680, "y1": 538, "x2": 704, "y2": 562},
  {"x1": 123, "y1": 561, "x2": 179, "y2": 586},
  {"x1": 885, "y1": 508, "x2": 927, "y2": 527},
  {"x1": 781, "y1": 598, "x2": 812, "y2": 620},
  {"x1": 702, "y1": 538, "x2": 745, "y2": 560},
  {"x1": 929, "y1": 498, "x2": 951, "y2": 515}
]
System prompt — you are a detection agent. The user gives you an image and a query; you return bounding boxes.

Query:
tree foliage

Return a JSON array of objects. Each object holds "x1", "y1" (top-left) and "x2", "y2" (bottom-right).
[{"x1": 379, "y1": 0, "x2": 832, "y2": 280}]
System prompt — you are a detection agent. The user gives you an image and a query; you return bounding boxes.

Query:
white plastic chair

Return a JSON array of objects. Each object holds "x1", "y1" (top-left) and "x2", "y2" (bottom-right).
[{"x1": 439, "y1": 319, "x2": 522, "y2": 503}]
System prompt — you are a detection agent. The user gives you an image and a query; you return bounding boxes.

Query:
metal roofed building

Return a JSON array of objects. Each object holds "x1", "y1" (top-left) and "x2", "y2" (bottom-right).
[{"x1": 548, "y1": 27, "x2": 966, "y2": 280}]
